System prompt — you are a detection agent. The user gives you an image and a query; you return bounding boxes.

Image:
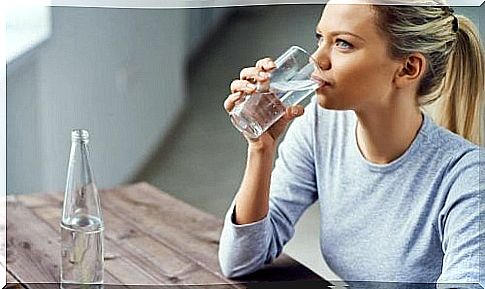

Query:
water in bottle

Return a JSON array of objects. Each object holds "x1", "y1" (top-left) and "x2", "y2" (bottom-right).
[{"x1": 61, "y1": 129, "x2": 104, "y2": 289}]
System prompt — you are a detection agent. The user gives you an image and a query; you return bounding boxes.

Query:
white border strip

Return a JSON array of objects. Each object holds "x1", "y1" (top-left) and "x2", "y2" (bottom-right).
[
  {"x1": 48, "y1": 0, "x2": 484, "y2": 8},
  {"x1": 1, "y1": 4, "x2": 6, "y2": 289}
]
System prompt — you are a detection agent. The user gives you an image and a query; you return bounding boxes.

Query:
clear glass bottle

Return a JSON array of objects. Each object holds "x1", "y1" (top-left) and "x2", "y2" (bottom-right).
[{"x1": 61, "y1": 129, "x2": 104, "y2": 288}]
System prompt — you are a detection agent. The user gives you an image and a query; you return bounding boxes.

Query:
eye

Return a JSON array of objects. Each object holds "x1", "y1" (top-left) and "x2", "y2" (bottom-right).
[
  {"x1": 336, "y1": 39, "x2": 353, "y2": 49},
  {"x1": 315, "y1": 33, "x2": 323, "y2": 46}
]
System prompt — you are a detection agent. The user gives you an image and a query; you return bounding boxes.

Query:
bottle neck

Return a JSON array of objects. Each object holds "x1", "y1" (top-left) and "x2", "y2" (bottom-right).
[
  {"x1": 63, "y1": 139, "x2": 102, "y2": 226},
  {"x1": 71, "y1": 129, "x2": 89, "y2": 143}
]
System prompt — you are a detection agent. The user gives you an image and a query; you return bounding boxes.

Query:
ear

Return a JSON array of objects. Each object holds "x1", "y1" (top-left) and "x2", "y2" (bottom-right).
[{"x1": 394, "y1": 53, "x2": 427, "y2": 89}]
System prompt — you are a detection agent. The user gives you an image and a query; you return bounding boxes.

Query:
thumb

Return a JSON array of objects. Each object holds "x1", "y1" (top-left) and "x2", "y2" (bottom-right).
[
  {"x1": 277, "y1": 105, "x2": 304, "y2": 127},
  {"x1": 268, "y1": 105, "x2": 305, "y2": 140},
  {"x1": 285, "y1": 105, "x2": 305, "y2": 121}
]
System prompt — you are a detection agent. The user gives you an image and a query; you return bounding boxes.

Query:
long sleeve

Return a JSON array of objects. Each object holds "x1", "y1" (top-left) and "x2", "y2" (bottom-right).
[
  {"x1": 218, "y1": 100, "x2": 319, "y2": 278},
  {"x1": 221, "y1": 104, "x2": 484, "y2": 282},
  {"x1": 436, "y1": 149, "x2": 483, "y2": 284}
]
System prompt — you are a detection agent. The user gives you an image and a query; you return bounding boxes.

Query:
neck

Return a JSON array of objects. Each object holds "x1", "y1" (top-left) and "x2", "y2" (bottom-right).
[{"x1": 355, "y1": 105, "x2": 423, "y2": 164}]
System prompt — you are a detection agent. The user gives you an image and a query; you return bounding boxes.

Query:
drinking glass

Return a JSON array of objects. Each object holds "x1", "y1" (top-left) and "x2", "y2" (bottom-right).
[{"x1": 230, "y1": 46, "x2": 322, "y2": 139}]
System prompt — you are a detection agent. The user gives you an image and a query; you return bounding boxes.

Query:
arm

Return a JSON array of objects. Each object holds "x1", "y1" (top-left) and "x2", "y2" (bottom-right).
[
  {"x1": 218, "y1": 99, "x2": 319, "y2": 278},
  {"x1": 234, "y1": 142, "x2": 276, "y2": 225},
  {"x1": 436, "y1": 148, "x2": 483, "y2": 284}
]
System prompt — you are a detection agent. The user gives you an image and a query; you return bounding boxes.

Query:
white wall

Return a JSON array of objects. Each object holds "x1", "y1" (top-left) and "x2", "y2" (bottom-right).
[
  {"x1": 6, "y1": 4, "x2": 481, "y2": 196},
  {"x1": 7, "y1": 7, "x2": 189, "y2": 193},
  {"x1": 187, "y1": 7, "x2": 234, "y2": 56},
  {"x1": 7, "y1": 56, "x2": 44, "y2": 194}
]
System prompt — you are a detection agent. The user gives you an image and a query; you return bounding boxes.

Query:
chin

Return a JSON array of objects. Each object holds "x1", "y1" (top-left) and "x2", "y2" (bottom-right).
[{"x1": 317, "y1": 93, "x2": 344, "y2": 110}]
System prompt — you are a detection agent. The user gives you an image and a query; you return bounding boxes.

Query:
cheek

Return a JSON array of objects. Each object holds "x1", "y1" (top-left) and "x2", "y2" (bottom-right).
[
  {"x1": 335, "y1": 61, "x2": 372, "y2": 95},
  {"x1": 336, "y1": 58, "x2": 393, "y2": 95}
]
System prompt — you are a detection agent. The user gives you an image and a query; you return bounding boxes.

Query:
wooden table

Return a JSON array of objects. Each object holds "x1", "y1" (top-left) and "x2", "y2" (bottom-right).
[{"x1": 6, "y1": 182, "x2": 329, "y2": 288}]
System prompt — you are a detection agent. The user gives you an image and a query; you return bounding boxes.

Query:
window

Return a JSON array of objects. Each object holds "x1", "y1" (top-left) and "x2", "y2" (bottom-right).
[{"x1": 6, "y1": 5, "x2": 52, "y2": 64}]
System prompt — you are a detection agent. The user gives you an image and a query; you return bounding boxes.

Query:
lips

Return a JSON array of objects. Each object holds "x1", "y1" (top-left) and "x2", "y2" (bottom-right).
[{"x1": 311, "y1": 74, "x2": 331, "y2": 87}]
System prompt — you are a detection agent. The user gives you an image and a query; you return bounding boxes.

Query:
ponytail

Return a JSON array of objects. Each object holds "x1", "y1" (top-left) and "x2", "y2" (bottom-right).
[
  {"x1": 433, "y1": 15, "x2": 484, "y2": 145},
  {"x1": 372, "y1": 6, "x2": 485, "y2": 145}
]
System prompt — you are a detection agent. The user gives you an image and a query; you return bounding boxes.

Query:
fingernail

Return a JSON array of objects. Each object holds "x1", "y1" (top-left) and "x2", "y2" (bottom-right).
[
  {"x1": 265, "y1": 63, "x2": 276, "y2": 70},
  {"x1": 246, "y1": 83, "x2": 257, "y2": 89},
  {"x1": 292, "y1": 107, "x2": 300, "y2": 116}
]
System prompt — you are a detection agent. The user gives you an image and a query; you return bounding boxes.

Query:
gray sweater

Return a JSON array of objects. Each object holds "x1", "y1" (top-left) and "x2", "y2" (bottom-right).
[{"x1": 219, "y1": 97, "x2": 482, "y2": 284}]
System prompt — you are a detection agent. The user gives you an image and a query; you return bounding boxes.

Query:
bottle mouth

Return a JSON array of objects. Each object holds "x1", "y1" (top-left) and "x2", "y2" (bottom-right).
[{"x1": 71, "y1": 129, "x2": 90, "y2": 142}]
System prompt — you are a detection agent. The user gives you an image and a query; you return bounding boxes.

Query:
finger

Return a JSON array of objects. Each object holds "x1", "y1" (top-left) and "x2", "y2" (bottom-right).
[
  {"x1": 223, "y1": 92, "x2": 243, "y2": 112},
  {"x1": 290, "y1": 105, "x2": 305, "y2": 118},
  {"x1": 240, "y1": 67, "x2": 268, "y2": 82},
  {"x1": 255, "y1": 58, "x2": 277, "y2": 72},
  {"x1": 283, "y1": 105, "x2": 305, "y2": 121},
  {"x1": 230, "y1": 79, "x2": 257, "y2": 94}
]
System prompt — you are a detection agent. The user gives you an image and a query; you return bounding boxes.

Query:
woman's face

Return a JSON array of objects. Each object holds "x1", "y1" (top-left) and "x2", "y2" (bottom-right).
[{"x1": 311, "y1": 4, "x2": 402, "y2": 111}]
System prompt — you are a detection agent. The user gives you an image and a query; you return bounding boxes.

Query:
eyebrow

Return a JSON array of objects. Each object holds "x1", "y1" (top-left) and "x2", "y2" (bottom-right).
[{"x1": 315, "y1": 30, "x2": 366, "y2": 42}]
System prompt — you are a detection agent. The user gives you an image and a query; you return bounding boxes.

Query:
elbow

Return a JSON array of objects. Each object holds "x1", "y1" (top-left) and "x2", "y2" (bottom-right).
[
  {"x1": 218, "y1": 251, "x2": 248, "y2": 279},
  {"x1": 219, "y1": 264, "x2": 243, "y2": 279},
  {"x1": 219, "y1": 261, "x2": 259, "y2": 279},
  {"x1": 217, "y1": 210, "x2": 275, "y2": 279},
  {"x1": 218, "y1": 247, "x2": 263, "y2": 279}
]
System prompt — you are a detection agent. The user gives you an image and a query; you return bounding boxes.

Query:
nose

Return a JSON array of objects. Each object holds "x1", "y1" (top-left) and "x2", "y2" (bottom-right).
[{"x1": 311, "y1": 46, "x2": 330, "y2": 71}]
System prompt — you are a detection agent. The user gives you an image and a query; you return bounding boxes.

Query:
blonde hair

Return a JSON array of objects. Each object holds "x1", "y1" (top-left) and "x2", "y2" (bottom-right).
[{"x1": 371, "y1": 5, "x2": 485, "y2": 145}]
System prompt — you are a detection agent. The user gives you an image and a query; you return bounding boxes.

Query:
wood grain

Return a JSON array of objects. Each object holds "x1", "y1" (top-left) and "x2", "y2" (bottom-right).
[
  {"x1": 7, "y1": 198, "x2": 66, "y2": 283},
  {"x1": 98, "y1": 183, "x2": 322, "y2": 282},
  {"x1": 100, "y1": 183, "x2": 236, "y2": 271},
  {"x1": 7, "y1": 182, "x2": 323, "y2": 288},
  {"x1": 28, "y1": 193, "x2": 236, "y2": 286},
  {"x1": 6, "y1": 197, "x2": 119, "y2": 284}
]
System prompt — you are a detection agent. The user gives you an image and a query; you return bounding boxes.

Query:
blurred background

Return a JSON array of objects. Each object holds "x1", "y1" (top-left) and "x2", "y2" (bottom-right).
[{"x1": 6, "y1": 3, "x2": 483, "y2": 280}]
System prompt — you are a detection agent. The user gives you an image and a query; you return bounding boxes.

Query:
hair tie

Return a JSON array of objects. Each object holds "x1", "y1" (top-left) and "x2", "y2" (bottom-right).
[{"x1": 452, "y1": 15, "x2": 459, "y2": 33}]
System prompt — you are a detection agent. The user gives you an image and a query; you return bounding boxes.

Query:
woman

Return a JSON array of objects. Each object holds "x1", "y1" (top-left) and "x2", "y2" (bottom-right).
[{"x1": 219, "y1": 1, "x2": 484, "y2": 284}]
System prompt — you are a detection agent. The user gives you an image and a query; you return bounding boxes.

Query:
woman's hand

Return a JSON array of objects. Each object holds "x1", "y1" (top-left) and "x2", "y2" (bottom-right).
[{"x1": 224, "y1": 58, "x2": 305, "y2": 150}]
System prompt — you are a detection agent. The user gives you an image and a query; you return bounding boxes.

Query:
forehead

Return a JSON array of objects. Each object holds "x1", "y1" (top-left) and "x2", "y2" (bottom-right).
[{"x1": 317, "y1": 3, "x2": 377, "y2": 34}]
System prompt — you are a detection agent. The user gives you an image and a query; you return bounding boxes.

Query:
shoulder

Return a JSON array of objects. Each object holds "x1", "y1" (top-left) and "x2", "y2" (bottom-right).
[
  {"x1": 419, "y1": 116, "x2": 482, "y2": 203},
  {"x1": 419, "y1": 114, "x2": 480, "y2": 170}
]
